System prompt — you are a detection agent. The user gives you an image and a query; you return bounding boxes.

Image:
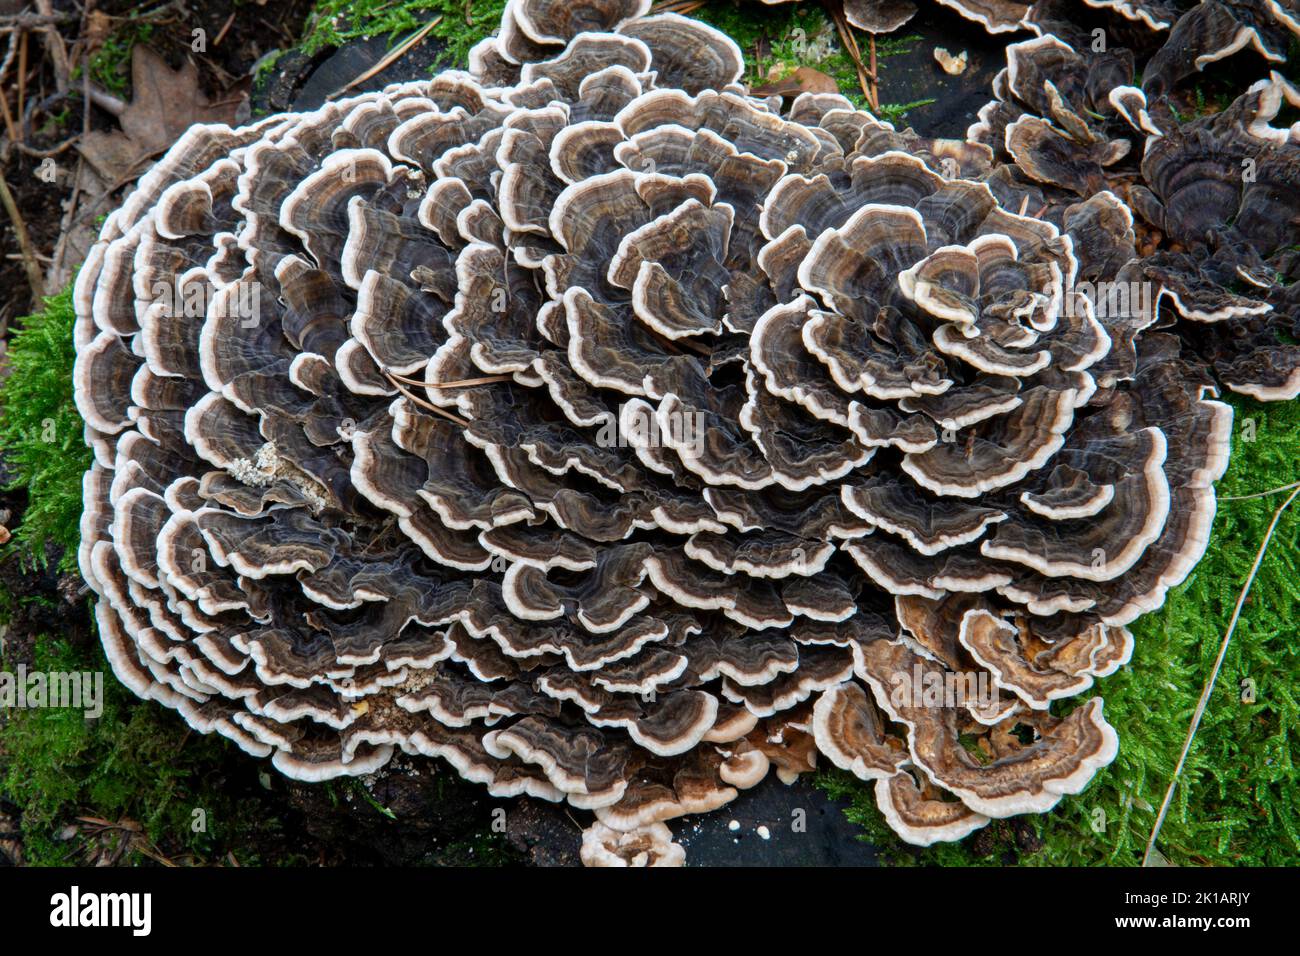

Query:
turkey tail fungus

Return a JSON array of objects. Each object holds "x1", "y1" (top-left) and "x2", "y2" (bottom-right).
[{"x1": 72, "y1": 0, "x2": 1292, "y2": 865}]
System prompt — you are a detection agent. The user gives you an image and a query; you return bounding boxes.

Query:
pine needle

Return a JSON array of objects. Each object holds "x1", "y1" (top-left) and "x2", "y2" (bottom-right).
[
  {"x1": 327, "y1": 16, "x2": 441, "y2": 100},
  {"x1": 1143, "y1": 483, "x2": 1300, "y2": 865},
  {"x1": 382, "y1": 370, "x2": 470, "y2": 428},
  {"x1": 385, "y1": 368, "x2": 510, "y2": 389},
  {"x1": 1221, "y1": 480, "x2": 1300, "y2": 501}
]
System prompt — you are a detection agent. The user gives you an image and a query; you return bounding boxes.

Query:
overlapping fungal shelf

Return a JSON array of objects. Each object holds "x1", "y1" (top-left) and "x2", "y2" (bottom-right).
[
  {"x1": 72, "y1": 0, "x2": 1295, "y2": 865},
  {"x1": 973, "y1": 36, "x2": 1300, "y2": 402}
]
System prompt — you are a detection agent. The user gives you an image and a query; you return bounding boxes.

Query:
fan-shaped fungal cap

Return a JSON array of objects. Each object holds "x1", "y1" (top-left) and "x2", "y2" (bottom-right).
[{"x1": 1142, "y1": 0, "x2": 1300, "y2": 99}]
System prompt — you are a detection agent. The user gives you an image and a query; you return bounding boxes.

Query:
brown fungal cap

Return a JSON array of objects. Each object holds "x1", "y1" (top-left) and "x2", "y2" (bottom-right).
[{"x1": 1142, "y1": 0, "x2": 1300, "y2": 99}]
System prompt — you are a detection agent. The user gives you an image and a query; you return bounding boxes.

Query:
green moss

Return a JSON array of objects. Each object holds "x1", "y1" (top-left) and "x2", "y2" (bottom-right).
[
  {"x1": 818, "y1": 395, "x2": 1300, "y2": 866},
  {"x1": 684, "y1": 0, "x2": 771, "y2": 53},
  {"x1": 253, "y1": 48, "x2": 288, "y2": 88},
  {"x1": 875, "y1": 98, "x2": 936, "y2": 125},
  {"x1": 875, "y1": 34, "x2": 923, "y2": 58},
  {"x1": 438, "y1": 830, "x2": 520, "y2": 866},
  {"x1": 71, "y1": 15, "x2": 155, "y2": 99},
  {"x1": 0, "y1": 632, "x2": 302, "y2": 865},
  {"x1": 39, "y1": 106, "x2": 74, "y2": 137},
  {"x1": 692, "y1": 3, "x2": 928, "y2": 121},
  {"x1": 1047, "y1": 395, "x2": 1300, "y2": 867},
  {"x1": 0, "y1": 282, "x2": 94, "y2": 572},
  {"x1": 300, "y1": 0, "x2": 508, "y2": 71}
]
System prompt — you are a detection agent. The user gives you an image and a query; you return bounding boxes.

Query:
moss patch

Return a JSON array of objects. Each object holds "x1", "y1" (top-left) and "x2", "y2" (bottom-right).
[
  {"x1": 0, "y1": 283, "x2": 94, "y2": 572},
  {"x1": 74, "y1": 14, "x2": 156, "y2": 99},
  {"x1": 301, "y1": 0, "x2": 508, "y2": 70},
  {"x1": 0, "y1": 632, "x2": 306, "y2": 865},
  {"x1": 0, "y1": 624, "x2": 519, "y2": 865}
]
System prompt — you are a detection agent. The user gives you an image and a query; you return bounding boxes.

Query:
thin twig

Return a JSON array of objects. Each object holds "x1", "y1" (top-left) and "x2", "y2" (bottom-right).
[
  {"x1": 16, "y1": 28, "x2": 27, "y2": 135},
  {"x1": 84, "y1": 83, "x2": 126, "y2": 117},
  {"x1": 14, "y1": 134, "x2": 78, "y2": 158},
  {"x1": 650, "y1": 0, "x2": 706, "y2": 12},
  {"x1": 825, "y1": 4, "x2": 877, "y2": 107},
  {"x1": 1221, "y1": 479, "x2": 1300, "y2": 501},
  {"x1": 34, "y1": 0, "x2": 68, "y2": 93},
  {"x1": 0, "y1": 71, "x2": 18, "y2": 144},
  {"x1": 387, "y1": 369, "x2": 511, "y2": 389},
  {"x1": 65, "y1": 149, "x2": 165, "y2": 231},
  {"x1": 0, "y1": 31, "x2": 17, "y2": 85},
  {"x1": 383, "y1": 371, "x2": 471, "y2": 427},
  {"x1": 1142, "y1": 484, "x2": 1300, "y2": 866},
  {"x1": 327, "y1": 17, "x2": 442, "y2": 101},
  {"x1": 867, "y1": 33, "x2": 879, "y2": 112},
  {"x1": 49, "y1": 66, "x2": 93, "y2": 285},
  {"x1": 213, "y1": 10, "x2": 236, "y2": 48},
  {"x1": 0, "y1": 168, "x2": 46, "y2": 302},
  {"x1": 0, "y1": 13, "x2": 77, "y2": 29}
]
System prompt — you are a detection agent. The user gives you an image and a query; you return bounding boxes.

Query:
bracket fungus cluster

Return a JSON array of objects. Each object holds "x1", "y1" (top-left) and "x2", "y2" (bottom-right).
[
  {"x1": 972, "y1": 32, "x2": 1300, "y2": 401},
  {"x1": 72, "y1": 0, "x2": 1293, "y2": 864}
]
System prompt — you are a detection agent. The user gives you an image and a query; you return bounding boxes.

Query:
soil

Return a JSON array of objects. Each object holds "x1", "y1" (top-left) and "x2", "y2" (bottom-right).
[{"x1": 872, "y1": 5, "x2": 1015, "y2": 138}]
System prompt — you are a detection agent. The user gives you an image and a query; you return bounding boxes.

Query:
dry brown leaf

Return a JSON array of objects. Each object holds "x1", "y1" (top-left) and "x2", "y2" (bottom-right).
[
  {"x1": 751, "y1": 66, "x2": 840, "y2": 98},
  {"x1": 77, "y1": 46, "x2": 248, "y2": 184}
]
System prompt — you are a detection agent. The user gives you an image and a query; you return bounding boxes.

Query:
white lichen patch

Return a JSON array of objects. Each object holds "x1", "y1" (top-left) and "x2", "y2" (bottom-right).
[
  {"x1": 226, "y1": 441, "x2": 329, "y2": 513},
  {"x1": 226, "y1": 442, "x2": 278, "y2": 487}
]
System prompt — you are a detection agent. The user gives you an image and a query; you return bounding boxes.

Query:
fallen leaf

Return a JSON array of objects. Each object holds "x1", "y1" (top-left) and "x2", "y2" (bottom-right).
[
  {"x1": 751, "y1": 66, "x2": 839, "y2": 98},
  {"x1": 77, "y1": 46, "x2": 248, "y2": 184}
]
